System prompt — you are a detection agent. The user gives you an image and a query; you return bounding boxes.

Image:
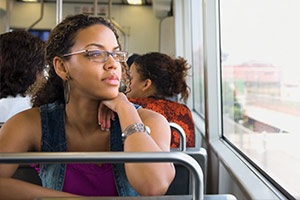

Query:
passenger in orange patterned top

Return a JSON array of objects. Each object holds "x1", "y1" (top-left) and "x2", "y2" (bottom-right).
[{"x1": 126, "y1": 52, "x2": 195, "y2": 148}]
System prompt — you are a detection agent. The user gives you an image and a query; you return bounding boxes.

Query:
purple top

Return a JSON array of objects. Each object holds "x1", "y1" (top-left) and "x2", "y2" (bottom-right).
[
  {"x1": 62, "y1": 163, "x2": 118, "y2": 196},
  {"x1": 31, "y1": 163, "x2": 118, "y2": 196}
]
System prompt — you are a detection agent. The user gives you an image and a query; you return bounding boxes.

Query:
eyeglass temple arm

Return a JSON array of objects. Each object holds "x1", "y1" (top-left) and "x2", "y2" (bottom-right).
[{"x1": 62, "y1": 49, "x2": 88, "y2": 57}]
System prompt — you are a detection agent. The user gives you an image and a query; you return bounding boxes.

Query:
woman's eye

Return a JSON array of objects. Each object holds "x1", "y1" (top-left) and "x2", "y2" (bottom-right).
[{"x1": 88, "y1": 51, "x2": 101, "y2": 57}]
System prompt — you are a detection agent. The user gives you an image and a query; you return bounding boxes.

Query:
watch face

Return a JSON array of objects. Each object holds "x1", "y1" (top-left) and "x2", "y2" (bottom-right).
[
  {"x1": 145, "y1": 126, "x2": 151, "y2": 134},
  {"x1": 122, "y1": 132, "x2": 126, "y2": 140}
]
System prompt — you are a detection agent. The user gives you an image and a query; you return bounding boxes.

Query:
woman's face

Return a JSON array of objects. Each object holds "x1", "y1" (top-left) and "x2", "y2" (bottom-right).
[
  {"x1": 126, "y1": 63, "x2": 146, "y2": 98},
  {"x1": 65, "y1": 24, "x2": 122, "y2": 100}
]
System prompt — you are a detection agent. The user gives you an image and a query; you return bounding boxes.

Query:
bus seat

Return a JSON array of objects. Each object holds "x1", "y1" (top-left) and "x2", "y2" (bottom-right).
[
  {"x1": 4, "y1": 152, "x2": 238, "y2": 200},
  {"x1": 188, "y1": 148, "x2": 208, "y2": 193},
  {"x1": 12, "y1": 164, "x2": 42, "y2": 186},
  {"x1": 166, "y1": 147, "x2": 207, "y2": 195},
  {"x1": 169, "y1": 122, "x2": 186, "y2": 151},
  {"x1": 168, "y1": 123, "x2": 207, "y2": 195},
  {"x1": 1, "y1": 151, "x2": 204, "y2": 200}
]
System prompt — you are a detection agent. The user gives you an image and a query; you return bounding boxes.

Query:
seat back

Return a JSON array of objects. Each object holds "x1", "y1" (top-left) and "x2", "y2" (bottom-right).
[
  {"x1": 167, "y1": 147, "x2": 207, "y2": 195},
  {"x1": 12, "y1": 164, "x2": 42, "y2": 186},
  {"x1": 168, "y1": 122, "x2": 207, "y2": 195}
]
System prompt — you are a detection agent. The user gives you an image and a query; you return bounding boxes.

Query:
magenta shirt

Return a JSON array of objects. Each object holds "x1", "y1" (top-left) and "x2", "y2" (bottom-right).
[
  {"x1": 62, "y1": 163, "x2": 118, "y2": 196},
  {"x1": 32, "y1": 163, "x2": 118, "y2": 196}
]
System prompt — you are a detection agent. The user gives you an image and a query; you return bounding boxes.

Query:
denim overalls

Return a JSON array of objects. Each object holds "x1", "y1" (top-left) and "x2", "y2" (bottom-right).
[{"x1": 38, "y1": 100, "x2": 139, "y2": 196}]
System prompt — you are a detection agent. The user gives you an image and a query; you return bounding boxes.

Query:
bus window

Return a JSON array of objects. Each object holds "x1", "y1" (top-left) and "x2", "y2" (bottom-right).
[{"x1": 220, "y1": 0, "x2": 300, "y2": 198}]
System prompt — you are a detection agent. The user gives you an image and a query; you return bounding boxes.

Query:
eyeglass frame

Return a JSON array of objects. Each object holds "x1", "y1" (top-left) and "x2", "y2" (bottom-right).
[{"x1": 62, "y1": 49, "x2": 129, "y2": 63}]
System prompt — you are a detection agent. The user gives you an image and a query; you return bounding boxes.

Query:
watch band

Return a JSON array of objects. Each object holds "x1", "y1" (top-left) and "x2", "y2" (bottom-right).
[{"x1": 122, "y1": 123, "x2": 151, "y2": 142}]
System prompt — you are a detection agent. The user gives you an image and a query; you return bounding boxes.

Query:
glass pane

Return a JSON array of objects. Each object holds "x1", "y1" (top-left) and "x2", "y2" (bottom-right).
[
  {"x1": 191, "y1": 0, "x2": 205, "y2": 117},
  {"x1": 220, "y1": 0, "x2": 300, "y2": 198}
]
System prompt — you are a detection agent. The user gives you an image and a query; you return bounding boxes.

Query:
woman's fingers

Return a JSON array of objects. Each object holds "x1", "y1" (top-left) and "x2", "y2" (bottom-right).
[
  {"x1": 98, "y1": 102, "x2": 115, "y2": 131},
  {"x1": 98, "y1": 103, "x2": 104, "y2": 127}
]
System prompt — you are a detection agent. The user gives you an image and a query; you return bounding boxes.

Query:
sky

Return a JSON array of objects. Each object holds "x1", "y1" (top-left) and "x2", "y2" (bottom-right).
[{"x1": 220, "y1": 0, "x2": 300, "y2": 74}]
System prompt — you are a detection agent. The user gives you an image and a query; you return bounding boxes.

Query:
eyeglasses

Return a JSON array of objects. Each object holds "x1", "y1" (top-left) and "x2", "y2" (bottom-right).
[{"x1": 62, "y1": 49, "x2": 128, "y2": 63}]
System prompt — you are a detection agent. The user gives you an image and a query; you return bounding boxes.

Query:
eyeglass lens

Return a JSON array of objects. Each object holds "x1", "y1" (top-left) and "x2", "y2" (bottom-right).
[{"x1": 88, "y1": 50, "x2": 128, "y2": 62}]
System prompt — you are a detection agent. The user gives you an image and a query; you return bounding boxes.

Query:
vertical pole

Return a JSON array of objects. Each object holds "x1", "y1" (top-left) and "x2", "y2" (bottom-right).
[
  {"x1": 94, "y1": 0, "x2": 98, "y2": 16},
  {"x1": 5, "y1": 0, "x2": 10, "y2": 32},
  {"x1": 56, "y1": 0, "x2": 62, "y2": 24}
]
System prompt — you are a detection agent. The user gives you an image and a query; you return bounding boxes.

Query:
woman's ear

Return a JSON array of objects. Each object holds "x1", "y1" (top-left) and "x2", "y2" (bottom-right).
[
  {"x1": 142, "y1": 79, "x2": 152, "y2": 91},
  {"x1": 53, "y1": 56, "x2": 69, "y2": 80}
]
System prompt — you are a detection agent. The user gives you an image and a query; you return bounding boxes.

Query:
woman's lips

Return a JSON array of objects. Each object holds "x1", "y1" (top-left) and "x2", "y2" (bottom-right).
[{"x1": 102, "y1": 76, "x2": 120, "y2": 85}]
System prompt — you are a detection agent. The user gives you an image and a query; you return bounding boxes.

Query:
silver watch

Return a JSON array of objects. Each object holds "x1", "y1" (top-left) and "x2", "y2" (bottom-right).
[{"x1": 122, "y1": 123, "x2": 151, "y2": 142}]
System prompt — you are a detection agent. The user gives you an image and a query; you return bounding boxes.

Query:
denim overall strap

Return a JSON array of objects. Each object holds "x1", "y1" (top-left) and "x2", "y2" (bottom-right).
[
  {"x1": 39, "y1": 101, "x2": 67, "y2": 191},
  {"x1": 110, "y1": 103, "x2": 140, "y2": 196}
]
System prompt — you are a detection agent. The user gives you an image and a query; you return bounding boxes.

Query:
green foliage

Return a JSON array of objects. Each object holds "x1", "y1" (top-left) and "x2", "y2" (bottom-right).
[{"x1": 222, "y1": 81, "x2": 244, "y2": 122}]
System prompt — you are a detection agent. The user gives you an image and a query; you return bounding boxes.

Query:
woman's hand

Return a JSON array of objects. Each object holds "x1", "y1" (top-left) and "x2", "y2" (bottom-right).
[
  {"x1": 98, "y1": 93, "x2": 130, "y2": 130},
  {"x1": 101, "y1": 93, "x2": 130, "y2": 112},
  {"x1": 98, "y1": 104, "x2": 114, "y2": 131}
]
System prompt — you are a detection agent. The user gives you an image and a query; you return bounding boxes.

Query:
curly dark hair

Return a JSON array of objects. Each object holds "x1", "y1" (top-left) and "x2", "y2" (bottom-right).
[
  {"x1": 133, "y1": 52, "x2": 190, "y2": 103},
  {"x1": 30, "y1": 14, "x2": 122, "y2": 107},
  {"x1": 0, "y1": 30, "x2": 45, "y2": 98}
]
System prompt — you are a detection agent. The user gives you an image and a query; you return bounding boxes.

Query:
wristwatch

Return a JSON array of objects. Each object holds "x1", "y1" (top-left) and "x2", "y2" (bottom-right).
[{"x1": 122, "y1": 123, "x2": 151, "y2": 142}]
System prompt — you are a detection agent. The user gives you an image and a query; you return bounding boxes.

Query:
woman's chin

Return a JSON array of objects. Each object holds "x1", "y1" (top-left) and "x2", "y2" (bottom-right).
[{"x1": 102, "y1": 91, "x2": 119, "y2": 100}]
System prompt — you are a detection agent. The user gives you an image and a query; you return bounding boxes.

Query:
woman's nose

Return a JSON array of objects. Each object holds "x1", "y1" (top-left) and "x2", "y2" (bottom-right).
[{"x1": 104, "y1": 55, "x2": 119, "y2": 70}]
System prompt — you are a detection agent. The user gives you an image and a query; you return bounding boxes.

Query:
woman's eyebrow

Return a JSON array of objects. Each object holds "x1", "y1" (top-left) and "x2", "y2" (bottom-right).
[
  {"x1": 113, "y1": 46, "x2": 120, "y2": 50},
  {"x1": 84, "y1": 43, "x2": 120, "y2": 50},
  {"x1": 85, "y1": 43, "x2": 105, "y2": 49}
]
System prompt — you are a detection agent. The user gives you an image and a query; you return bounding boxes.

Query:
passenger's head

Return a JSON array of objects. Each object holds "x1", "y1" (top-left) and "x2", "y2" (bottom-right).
[
  {"x1": 0, "y1": 30, "x2": 45, "y2": 98},
  {"x1": 126, "y1": 52, "x2": 190, "y2": 103},
  {"x1": 126, "y1": 54, "x2": 140, "y2": 68},
  {"x1": 31, "y1": 14, "x2": 126, "y2": 107}
]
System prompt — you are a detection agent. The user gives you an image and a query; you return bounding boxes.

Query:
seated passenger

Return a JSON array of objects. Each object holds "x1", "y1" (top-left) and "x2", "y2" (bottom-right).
[
  {"x1": 126, "y1": 52, "x2": 195, "y2": 148},
  {"x1": 0, "y1": 14, "x2": 175, "y2": 199},
  {"x1": 0, "y1": 30, "x2": 45, "y2": 123}
]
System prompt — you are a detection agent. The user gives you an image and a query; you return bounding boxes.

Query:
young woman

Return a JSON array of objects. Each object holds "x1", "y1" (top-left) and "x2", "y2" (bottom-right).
[
  {"x1": 126, "y1": 52, "x2": 195, "y2": 148},
  {"x1": 0, "y1": 14, "x2": 175, "y2": 199}
]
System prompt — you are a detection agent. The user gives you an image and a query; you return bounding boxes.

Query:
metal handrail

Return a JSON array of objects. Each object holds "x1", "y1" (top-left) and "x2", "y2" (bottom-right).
[
  {"x1": 0, "y1": 152, "x2": 203, "y2": 200},
  {"x1": 169, "y1": 122, "x2": 187, "y2": 151},
  {"x1": 26, "y1": 0, "x2": 44, "y2": 31}
]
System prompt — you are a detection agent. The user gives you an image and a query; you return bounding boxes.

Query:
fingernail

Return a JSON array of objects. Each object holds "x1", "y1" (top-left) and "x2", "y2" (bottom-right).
[
  {"x1": 106, "y1": 128, "x2": 110, "y2": 132},
  {"x1": 101, "y1": 127, "x2": 105, "y2": 131},
  {"x1": 98, "y1": 122, "x2": 101, "y2": 126},
  {"x1": 112, "y1": 118, "x2": 115, "y2": 121}
]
